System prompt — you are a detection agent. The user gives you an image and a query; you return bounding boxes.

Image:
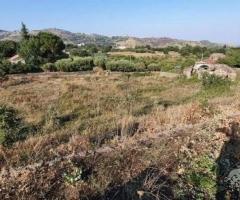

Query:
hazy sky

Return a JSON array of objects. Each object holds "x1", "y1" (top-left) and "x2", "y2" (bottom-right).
[{"x1": 0, "y1": 0, "x2": 239, "y2": 44}]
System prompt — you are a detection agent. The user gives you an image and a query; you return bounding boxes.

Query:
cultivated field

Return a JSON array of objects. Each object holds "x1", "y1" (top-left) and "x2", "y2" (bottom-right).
[{"x1": 1, "y1": 71, "x2": 240, "y2": 199}]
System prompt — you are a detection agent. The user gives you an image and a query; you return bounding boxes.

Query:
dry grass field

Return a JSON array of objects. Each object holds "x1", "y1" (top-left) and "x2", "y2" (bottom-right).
[{"x1": 1, "y1": 71, "x2": 240, "y2": 199}]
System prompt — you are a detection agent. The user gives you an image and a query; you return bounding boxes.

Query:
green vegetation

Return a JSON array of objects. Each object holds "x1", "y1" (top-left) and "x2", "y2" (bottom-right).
[
  {"x1": 54, "y1": 57, "x2": 93, "y2": 72},
  {"x1": 0, "y1": 60, "x2": 40, "y2": 76},
  {"x1": 134, "y1": 44, "x2": 226, "y2": 58},
  {"x1": 177, "y1": 155, "x2": 217, "y2": 199},
  {"x1": 0, "y1": 23, "x2": 232, "y2": 77},
  {"x1": 220, "y1": 48, "x2": 240, "y2": 67},
  {"x1": 19, "y1": 31, "x2": 65, "y2": 65},
  {"x1": 0, "y1": 105, "x2": 30, "y2": 147},
  {"x1": 0, "y1": 40, "x2": 17, "y2": 59}
]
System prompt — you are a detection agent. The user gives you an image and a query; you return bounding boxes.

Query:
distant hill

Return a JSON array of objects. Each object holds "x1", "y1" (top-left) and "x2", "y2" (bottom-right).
[{"x1": 0, "y1": 28, "x2": 223, "y2": 48}]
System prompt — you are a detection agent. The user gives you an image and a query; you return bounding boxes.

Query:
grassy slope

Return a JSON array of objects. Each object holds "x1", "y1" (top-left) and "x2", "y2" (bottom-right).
[{"x1": 0, "y1": 72, "x2": 240, "y2": 199}]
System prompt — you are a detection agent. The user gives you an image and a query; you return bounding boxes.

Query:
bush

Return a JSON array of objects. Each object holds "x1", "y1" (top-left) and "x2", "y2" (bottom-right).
[
  {"x1": 220, "y1": 48, "x2": 240, "y2": 67},
  {"x1": 55, "y1": 57, "x2": 94, "y2": 72},
  {"x1": 41, "y1": 63, "x2": 57, "y2": 72},
  {"x1": 72, "y1": 57, "x2": 94, "y2": 71},
  {"x1": 0, "y1": 60, "x2": 10, "y2": 77},
  {"x1": 69, "y1": 48, "x2": 90, "y2": 57},
  {"x1": 0, "y1": 105, "x2": 29, "y2": 147},
  {"x1": 0, "y1": 40, "x2": 18, "y2": 59},
  {"x1": 106, "y1": 59, "x2": 136, "y2": 72},
  {"x1": 202, "y1": 73, "x2": 231, "y2": 89},
  {"x1": 55, "y1": 58, "x2": 73, "y2": 72},
  {"x1": 134, "y1": 62, "x2": 147, "y2": 72},
  {"x1": 147, "y1": 63, "x2": 162, "y2": 71},
  {"x1": 94, "y1": 55, "x2": 107, "y2": 69}
]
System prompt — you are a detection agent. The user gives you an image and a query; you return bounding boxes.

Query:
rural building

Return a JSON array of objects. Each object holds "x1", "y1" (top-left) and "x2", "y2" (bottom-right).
[{"x1": 8, "y1": 55, "x2": 25, "y2": 64}]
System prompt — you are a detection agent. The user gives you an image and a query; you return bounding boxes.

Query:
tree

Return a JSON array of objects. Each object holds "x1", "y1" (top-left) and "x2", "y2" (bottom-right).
[
  {"x1": 38, "y1": 32, "x2": 65, "y2": 62},
  {"x1": 18, "y1": 32, "x2": 65, "y2": 65},
  {"x1": 20, "y1": 22, "x2": 29, "y2": 40},
  {"x1": 18, "y1": 35, "x2": 41, "y2": 65}
]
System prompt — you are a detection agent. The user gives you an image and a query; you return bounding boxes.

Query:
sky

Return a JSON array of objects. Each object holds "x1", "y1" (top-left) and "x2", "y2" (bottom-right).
[{"x1": 0, "y1": 0, "x2": 239, "y2": 44}]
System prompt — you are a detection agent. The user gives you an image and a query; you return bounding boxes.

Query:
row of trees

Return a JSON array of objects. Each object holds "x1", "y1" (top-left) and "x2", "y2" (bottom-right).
[{"x1": 133, "y1": 44, "x2": 227, "y2": 59}]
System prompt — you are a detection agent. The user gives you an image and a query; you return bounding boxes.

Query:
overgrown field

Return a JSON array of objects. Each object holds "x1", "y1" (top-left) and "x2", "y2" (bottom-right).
[{"x1": 1, "y1": 71, "x2": 240, "y2": 199}]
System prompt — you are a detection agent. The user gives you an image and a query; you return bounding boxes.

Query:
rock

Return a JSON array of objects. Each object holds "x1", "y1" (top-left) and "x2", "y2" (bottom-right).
[
  {"x1": 183, "y1": 61, "x2": 236, "y2": 81},
  {"x1": 183, "y1": 67, "x2": 193, "y2": 79},
  {"x1": 93, "y1": 67, "x2": 104, "y2": 75},
  {"x1": 209, "y1": 53, "x2": 226, "y2": 63}
]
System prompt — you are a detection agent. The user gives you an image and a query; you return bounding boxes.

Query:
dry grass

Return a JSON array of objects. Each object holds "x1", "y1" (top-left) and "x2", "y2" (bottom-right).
[{"x1": 1, "y1": 72, "x2": 240, "y2": 199}]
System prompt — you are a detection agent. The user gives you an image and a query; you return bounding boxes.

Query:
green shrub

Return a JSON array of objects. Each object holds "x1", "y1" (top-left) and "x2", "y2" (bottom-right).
[
  {"x1": 0, "y1": 105, "x2": 29, "y2": 147},
  {"x1": 106, "y1": 59, "x2": 136, "y2": 72},
  {"x1": 134, "y1": 62, "x2": 146, "y2": 71},
  {"x1": 147, "y1": 63, "x2": 161, "y2": 71},
  {"x1": 93, "y1": 55, "x2": 107, "y2": 69},
  {"x1": 42, "y1": 63, "x2": 57, "y2": 72},
  {"x1": 55, "y1": 57, "x2": 94, "y2": 72},
  {"x1": 0, "y1": 60, "x2": 10, "y2": 76},
  {"x1": 0, "y1": 60, "x2": 41, "y2": 75},
  {"x1": 220, "y1": 48, "x2": 240, "y2": 67},
  {"x1": 106, "y1": 59, "x2": 147, "y2": 72},
  {"x1": 0, "y1": 40, "x2": 18, "y2": 59},
  {"x1": 202, "y1": 73, "x2": 231, "y2": 89},
  {"x1": 72, "y1": 57, "x2": 94, "y2": 71},
  {"x1": 55, "y1": 58, "x2": 73, "y2": 72}
]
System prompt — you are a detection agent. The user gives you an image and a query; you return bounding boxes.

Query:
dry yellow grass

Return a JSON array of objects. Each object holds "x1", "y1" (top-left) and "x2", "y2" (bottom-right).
[{"x1": 1, "y1": 72, "x2": 240, "y2": 199}]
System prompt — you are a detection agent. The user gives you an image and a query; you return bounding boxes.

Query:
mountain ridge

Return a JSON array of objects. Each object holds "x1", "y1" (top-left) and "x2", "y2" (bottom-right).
[{"x1": 0, "y1": 28, "x2": 224, "y2": 48}]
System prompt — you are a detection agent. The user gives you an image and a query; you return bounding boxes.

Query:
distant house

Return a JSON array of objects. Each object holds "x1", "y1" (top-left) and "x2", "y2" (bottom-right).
[
  {"x1": 77, "y1": 43, "x2": 85, "y2": 47},
  {"x1": 116, "y1": 45, "x2": 127, "y2": 50},
  {"x1": 8, "y1": 55, "x2": 25, "y2": 64}
]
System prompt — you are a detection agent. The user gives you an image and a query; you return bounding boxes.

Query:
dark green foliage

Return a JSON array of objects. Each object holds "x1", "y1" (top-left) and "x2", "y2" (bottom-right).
[
  {"x1": 18, "y1": 32, "x2": 65, "y2": 65},
  {"x1": 37, "y1": 32, "x2": 65, "y2": 62},
  {"x1": 20, "y1": 22, "x2": 29, "y2": 40},
  {"x1": 69, "y1": 48, "x2": 90, "y2": 57},
  {"x1": 0, "y1": 105, "x2": 29, "y2": 147},
  {"x1": 0, "y1": 40, "x2": 18, "y2": 58},
  {"x1": 0, "y1": 60, "x2": 42, "y2": 76},
  {"x1": 0, "y1": 60, "x2": 10, "y2": 77},
  {"x1": 18, "y1": 36, "x2": 42, "y2": 65}
]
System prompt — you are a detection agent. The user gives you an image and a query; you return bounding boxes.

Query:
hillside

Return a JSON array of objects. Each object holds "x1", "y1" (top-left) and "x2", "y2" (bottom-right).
[{"x1": 0, "y1": 28, "x2": 221, "y2": 48}]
